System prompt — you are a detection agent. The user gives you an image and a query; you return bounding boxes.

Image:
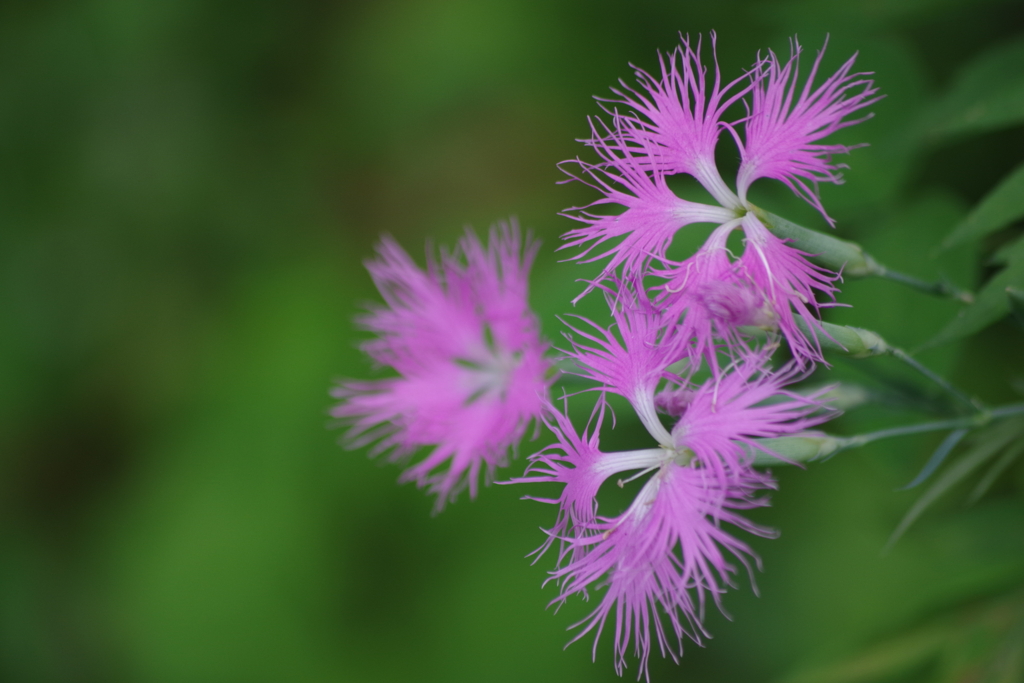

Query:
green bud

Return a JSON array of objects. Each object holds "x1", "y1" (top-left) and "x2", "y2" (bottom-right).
[{"x1": 750, "y1": 436, "x2": 843, "y2": 466}]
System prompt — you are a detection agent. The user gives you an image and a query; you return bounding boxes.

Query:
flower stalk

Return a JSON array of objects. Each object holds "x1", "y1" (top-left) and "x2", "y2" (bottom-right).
[{"x1": 751, "y1": 403, "x2": 1024, "y2": 465}]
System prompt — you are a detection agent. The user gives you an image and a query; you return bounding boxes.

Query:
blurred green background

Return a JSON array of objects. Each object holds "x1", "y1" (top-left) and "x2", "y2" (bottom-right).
[{"x1": 2, "y1": 1, "x2": 1024, "y2": 681}]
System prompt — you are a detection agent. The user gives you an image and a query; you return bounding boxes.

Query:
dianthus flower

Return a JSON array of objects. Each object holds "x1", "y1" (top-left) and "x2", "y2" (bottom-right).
[
  {"x1": 333, "y1": 222, "x2": 551, "y2": 509},
  {"x1": 562, "y1": 33, "x2": 878, "y2": 364},
  {"x1": 519, "y1": 350, "x2": 831, "y2": 679}
]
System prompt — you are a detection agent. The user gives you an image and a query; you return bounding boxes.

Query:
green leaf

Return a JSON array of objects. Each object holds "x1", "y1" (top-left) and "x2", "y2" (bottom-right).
[
  {"x1": 942, "y1": 160, "x2": 1024, "y2": 249},
  {"x1": 918, "y1": 38, "x2": 1024, "y2": 141},
  {"x1": 967, "y1": 437, "x2": 1024, "y2": 505},
  {"x1": 778, "y1": 623, "x2": 950, "y2": 683},
  {"x1": 887, "y1": 417, "x2": 1024, "y2": 548},
  {"x1": 779, "y1": 588, "x2": 1024, "y2": 683},
  {"x1": 927, "y1": 235, "x2": 1024, "y2": 346},
  {"x1": 897, "y1": 428, "x2": 968, "y2": 490},
  {"x1": 1008, "y1": 286, "x2": 1024, "y2": 328}
]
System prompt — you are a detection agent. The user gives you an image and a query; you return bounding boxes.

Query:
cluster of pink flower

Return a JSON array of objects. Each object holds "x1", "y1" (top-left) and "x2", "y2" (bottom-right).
[{"x1": 335, "y1": 33, "x2": 879, "y2": 680}]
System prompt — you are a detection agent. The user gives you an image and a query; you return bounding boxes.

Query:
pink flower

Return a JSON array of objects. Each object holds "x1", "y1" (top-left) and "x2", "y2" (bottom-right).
[
  {"x1": 520, "y1": 351, "x2": 831, "y2": 678},
  {"x1": 561, "y1": 34, "x2": 875, "y2": 367},
  {"x1": 735, "y1": 38, "x2": 881, "y2": 224},
  {"x1": 333, "y1": 222, "x2": 551, "y2": 510},
  {"x1": 555, "y1": 463, "x2": 777, "y2": 681}
]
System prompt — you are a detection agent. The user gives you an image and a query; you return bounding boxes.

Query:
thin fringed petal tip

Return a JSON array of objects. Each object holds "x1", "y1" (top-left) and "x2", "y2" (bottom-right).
[
  {"x1": 736, "y1": 37, "x2": 883, "y2": 223},
  {"x1": 596, "y1": 31, "x2": 754, "y2": 208},
  {"x1": 332, "y1": 220, "x2": 552, "y2": 510},
  {"x1": 553, "y1": 464, "x2": 778, "y2": 682},
  {"x1": 558, "y1": 280, "x2": 688, "y2": 444},
  {"x1": 736, "y1": 213, "x2": 841, "y2": 365},
  {"x1": 559, "y1": 117, "x2": 735, "y2": 301},
  {"x1": 509, "y1": 397, "x2": 655, "y2": 562}
]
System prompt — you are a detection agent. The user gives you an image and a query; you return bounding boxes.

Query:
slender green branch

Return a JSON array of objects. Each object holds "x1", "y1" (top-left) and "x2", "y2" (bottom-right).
[
  {"x1": 887, "y1": 347, "x2": 981, "y2": 412},
  {"x1": 751, "y1": 403, "x2": 1024, "y2": 466},
  {"x1": 796, "y1": 319, "x2": 980, "y2": 411},
  {"x1": 871, "y1": 266, "x2": 974, "y2": 304},
  {"x1": 992, "y1": 403, "x2": 1024, "y2": 418},
  {"x1": 832, "y1": 402, "x2": 1024, "y2": 453}
]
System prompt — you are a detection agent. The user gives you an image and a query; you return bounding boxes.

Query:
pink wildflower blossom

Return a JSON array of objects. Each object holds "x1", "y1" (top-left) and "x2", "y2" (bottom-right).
[
  {"x1": 555, "y1": 463, "x2": 777, "y2": 680},
  {"x1": 561, "y1": 34, "x2": 875, "y2": 364},
  {"x1": 520, "y1": 351, "x2": 832, "y2": 678},
  {"x1": 333, "y1": 222, "x2": 551, "y2": 509}
]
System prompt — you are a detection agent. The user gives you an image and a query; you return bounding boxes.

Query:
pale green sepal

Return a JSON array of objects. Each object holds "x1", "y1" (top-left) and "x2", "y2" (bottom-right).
[
  {"x1": 795, "y1": 382, "x2": 871, "y2": 411},
  {"x1": 794, "y1": 317, "x2": 890, "y2": 358},
  {"x1": 759, "y1": 210, "x2": 973, "y2": 303},
  {"x1": 750, "y1": 436, "x2": 843, "y2": 466},
  {"x1": 758, "y1": 211, "x2": 882, "y2": 277}
]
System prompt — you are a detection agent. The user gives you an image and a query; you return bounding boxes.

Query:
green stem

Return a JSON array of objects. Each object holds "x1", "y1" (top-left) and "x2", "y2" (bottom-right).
[
  {"x1": 871, "y1": 264, "x2": 975, "y2": 304},
  {"x1": 831, "y1": 402, "x2": 1024, "y2": 453},
  {"x1": 887, "y1": 347, "x2": 981, "y2": 412},
  {"x1": 799, "y1": 320, "x2": 980, "y2": 412}
]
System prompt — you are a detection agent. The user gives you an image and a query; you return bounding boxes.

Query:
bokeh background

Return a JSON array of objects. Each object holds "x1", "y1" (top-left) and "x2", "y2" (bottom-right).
[{"x1": 2, "y1": 1, "x2": 1024, "y2": 681}]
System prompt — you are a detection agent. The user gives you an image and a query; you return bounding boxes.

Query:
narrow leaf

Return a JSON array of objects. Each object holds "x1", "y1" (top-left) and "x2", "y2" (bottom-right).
[
  {"x1": 1008, "y1": 287, "x2": 1024, "y2": 328},
  {"x1": 897, "y1": 429, "x2": 968, "y2": 491},
  {"x1": 968, "y1": 436, "x2": 1024, "y2": 505},
  {"x1": 926, "y1": 235, "x2": 1024, "y2": 347},
  {"x1": 918, "y1": 38, "x2": 1024, "y2": 141},
  {"x1": 779, "y1": 623, "x2": 950, "y2": 683},
  {"x1": 887, "y1": 418, "x2": 1024, "y2": 549},
  {"x1": 942, "y1": 160, "x2": 1024, "y2": 249}
]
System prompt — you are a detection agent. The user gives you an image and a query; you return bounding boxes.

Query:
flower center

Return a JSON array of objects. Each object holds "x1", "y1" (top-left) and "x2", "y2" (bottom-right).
[{"x1": 454, "y1": 327, "x2": 521, "y2": 405}]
